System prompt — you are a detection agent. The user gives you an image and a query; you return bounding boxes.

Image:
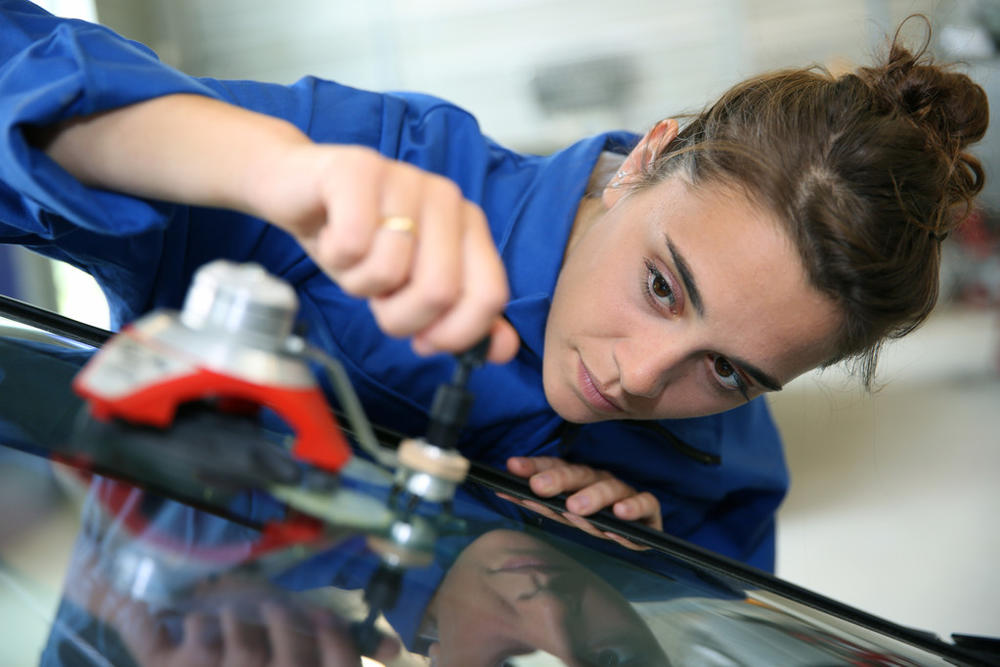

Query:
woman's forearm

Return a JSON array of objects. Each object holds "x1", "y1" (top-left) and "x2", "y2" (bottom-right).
[
  {"x1": 27, "y1": 93, "x2": 310, "y2": 218},
  {"x1": 26, "y1": 90, "x2": 520, "y2": 363}
]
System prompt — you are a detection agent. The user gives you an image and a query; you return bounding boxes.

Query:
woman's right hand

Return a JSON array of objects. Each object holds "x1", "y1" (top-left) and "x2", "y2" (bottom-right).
[
  {"x1": 115, "y1": 601, "x2": 400, "y2": 667},
  {"x1": 246, "y1": 142, "x2": 519, "y2": 364},
  {"x1": 63, "y1": 544, "x2": 400, "y2": 667}
]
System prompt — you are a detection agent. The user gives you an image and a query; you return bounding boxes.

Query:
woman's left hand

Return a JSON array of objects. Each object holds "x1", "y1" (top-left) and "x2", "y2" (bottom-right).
[{"x1": 501, "y1": 456, "x2": 662, "y2": 551}]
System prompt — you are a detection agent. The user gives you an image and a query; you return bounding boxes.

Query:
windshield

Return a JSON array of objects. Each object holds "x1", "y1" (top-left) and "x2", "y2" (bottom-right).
[{"x1": 0, "y1": 316, "x2": 980, "y2": 666}]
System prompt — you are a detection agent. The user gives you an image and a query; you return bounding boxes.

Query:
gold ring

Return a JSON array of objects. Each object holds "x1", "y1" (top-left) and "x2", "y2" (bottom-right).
[{"x1": 380, "y1": 215, "x2": 417, "y2": 236}]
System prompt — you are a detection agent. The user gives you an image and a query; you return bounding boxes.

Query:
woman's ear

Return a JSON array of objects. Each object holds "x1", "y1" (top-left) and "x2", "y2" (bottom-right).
[{"x1": 603, "y1": 119, "x2": 679, "y2": 208}]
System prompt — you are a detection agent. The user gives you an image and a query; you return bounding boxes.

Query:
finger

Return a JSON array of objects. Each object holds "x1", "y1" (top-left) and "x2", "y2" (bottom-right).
[
  {"x1": 62, "y1": 550, "x2": 108, "y2": 611},
  {"x1": 313, "y1": 610, "x2": 401, "y2": 667},
  {"x1": 219, "y1": 606, "x2": 267, "y2": 667},
  {"x1": 334, "y1": 217, "x2": 416, "y2": 298},
  {"x1": 498, "y1": 491, "x2": 574, "y2": 521},
  {"x1": 506, "y1": 455, "x2": 585, "y2": 477},
  {"x1": 370, "y1": 635, "x2": 402, "y2": 664},
  {"x1": 603, "y1": 531, "x2": 652, "y2": 552},
  {"x1": 560, "y1": 510, "x2": 609, "y2": 541},
  {"x1": 517, "y1": 498, "x2": 574, "y2": 527},
  {"x1": 410, "y1": 201, "x2": 509, "y2": 355},
  {"x1": 111, "y1": 598, "x2": 167, "y2": 657},
  {"x1": 509, "y1": 458, "x2": 605, "y2": 498},
  {"x1": 335, "y1": 161, "x2": 423, "y2": 298},
  {"x1": 369, "y1": 176, "x2": 464, "y2": 338},
  {"x1": 486, "y1": 317, "x2": 520, "y2": 363},
  {"x1": 315, "y1": 147, "x2": 383, "y2": 273},
  {"x1": 565, "y1": 477, "x2": 638, "y2": 516},
  {"x1": 529, "y1": 462, "x2": 611, "y2": 498},
  {"x1": 307, "y1": 608, "x2": 360, "y2": 667},
  {"x1": 505, "y1": 456, "x2": 546, "y2": 477},
  {"x1": 612, "y1": 492, "x2": 663, "y2": 530},
  {"x1": 178, "y1": 612, "x2": 223, "y2": 667},
  {"x1": 262, "y1": 602, "x2": 319, "y2": 667},
  {"x1": 313, "y1": 623, "x2": 360, "y2": 667},
  {"x1": 563, "y1": 513, "x2": 650, "y2": 551}
]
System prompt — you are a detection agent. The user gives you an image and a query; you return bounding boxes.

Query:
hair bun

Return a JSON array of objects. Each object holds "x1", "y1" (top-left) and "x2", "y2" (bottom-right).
[
  {"x1": 855, "y1": 18, "x2": 989, "y2": 230},
  {"x1": 859, "y1": 25, "x2": 989, "y2": 154}
]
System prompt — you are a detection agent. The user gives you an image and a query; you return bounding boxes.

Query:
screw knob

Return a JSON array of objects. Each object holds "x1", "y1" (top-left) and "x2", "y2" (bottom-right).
[{"x1": 180, "y1": 260, "x2": 298, "y2": 349}]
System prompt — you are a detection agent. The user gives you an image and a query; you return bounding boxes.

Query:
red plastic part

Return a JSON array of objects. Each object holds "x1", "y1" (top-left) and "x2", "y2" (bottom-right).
[
  {"x1": 73, "y1": 365, "x2": 352, "y2": 473},
  {"x1": 252, "y1": 515, "x2": 325, "y2": 556},
  {"x1": 93, "y1": 478, "x2": 325, "y2": 561}
]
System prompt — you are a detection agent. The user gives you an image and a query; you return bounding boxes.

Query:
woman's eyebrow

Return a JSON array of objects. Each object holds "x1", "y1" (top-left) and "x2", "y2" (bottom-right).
[
  {"x1": 729, "y1": 355, "x2": 784, "y2": 392},
  {"x1": 665, "y1": 235, "x2": 704, "y2": 317},
  {"x1": 663, "y1": 234, "x2": 783, "y2": 392}
]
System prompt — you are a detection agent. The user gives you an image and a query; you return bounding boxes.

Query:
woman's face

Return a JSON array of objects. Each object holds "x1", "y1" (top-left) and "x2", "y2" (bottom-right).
[
  {"x1": 426, "y1": 530, "x2": 665, "y2": 666},
  {"x1": 543, "y1": 175, "x2": 842, "y2": 422}
]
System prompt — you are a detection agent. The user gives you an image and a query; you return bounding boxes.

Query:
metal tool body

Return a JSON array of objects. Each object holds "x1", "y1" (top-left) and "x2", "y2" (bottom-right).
[
  {"x1": 391, "y1": 338, "x2": 488, "y2": 512},
  {"x1": 73, "y1": 261, "x2": 352, "y2": 472}
]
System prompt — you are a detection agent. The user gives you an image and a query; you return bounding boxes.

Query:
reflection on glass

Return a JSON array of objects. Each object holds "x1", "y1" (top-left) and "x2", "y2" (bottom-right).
[
  {"x1": 420, "y1": 529, "x2": 666, "y2": 666},
  {"x1": 0, "y1": 327, "x2": 969, "y2": 667},
  {"x1": 41, "y1": 482, "x2": 669, "y2": 667}
]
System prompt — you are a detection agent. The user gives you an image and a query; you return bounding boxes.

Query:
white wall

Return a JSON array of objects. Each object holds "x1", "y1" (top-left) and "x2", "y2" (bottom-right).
[
  {"x1": 96, "y1": 0, "x2": 939, "y2": 152},
  {"x1": 770, "y1": 306, "x2": 1000, "y2": 640}
]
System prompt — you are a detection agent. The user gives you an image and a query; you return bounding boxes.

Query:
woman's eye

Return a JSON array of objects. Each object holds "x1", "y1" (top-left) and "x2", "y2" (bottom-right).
[
  {"x1": 712, "y1": 355, "x2": 744, "y2": 391},
  {"x1": 644, "y1": 260, "x2": 677, "y2": 311},
  {"x1": 593, "y1": 646, "x2": 636, "y2": 665}
]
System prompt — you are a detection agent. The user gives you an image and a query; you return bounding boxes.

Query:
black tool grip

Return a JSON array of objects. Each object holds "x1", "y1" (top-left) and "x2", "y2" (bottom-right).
[{"x1": 425, "y1": 336, "x2": 490, "y2": 450}]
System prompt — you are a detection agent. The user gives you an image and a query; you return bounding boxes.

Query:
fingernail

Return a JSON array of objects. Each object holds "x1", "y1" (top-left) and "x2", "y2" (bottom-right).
[
  {"x1": 534, "y1": 473, "x2": 552, "y2": 491},
  {"x1": 570, "y1": 495, "x2": 591, "y2": 512}
]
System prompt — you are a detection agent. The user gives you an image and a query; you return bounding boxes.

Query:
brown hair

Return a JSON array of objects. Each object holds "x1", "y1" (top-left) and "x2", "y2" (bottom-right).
[{"x1": 635, "y1": 18, "x2": 988, "y2": 386}]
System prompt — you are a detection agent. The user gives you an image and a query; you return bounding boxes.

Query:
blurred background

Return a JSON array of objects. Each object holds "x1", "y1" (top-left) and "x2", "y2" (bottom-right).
[{"x1": 1, "y1": 0, "x2": 998, "y2": 660}]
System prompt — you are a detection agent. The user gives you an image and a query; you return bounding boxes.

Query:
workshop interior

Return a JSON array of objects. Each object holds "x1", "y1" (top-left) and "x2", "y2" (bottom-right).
[{"x1": 1, "y1": 0, "x2": 999, "y2": 665}]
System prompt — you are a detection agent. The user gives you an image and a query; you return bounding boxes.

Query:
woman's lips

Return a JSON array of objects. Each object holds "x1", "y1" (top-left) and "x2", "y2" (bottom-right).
[
  {"x1": 490, "y1": 556, "x2": 562, "y2": 573},
  {"x1": 577, "y1": 359, "x2": 623, "y2": 414}
]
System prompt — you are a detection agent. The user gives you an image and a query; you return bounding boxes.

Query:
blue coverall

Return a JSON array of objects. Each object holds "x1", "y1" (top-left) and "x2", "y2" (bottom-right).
[{"x1": 0, "y1": 0, "x2": 788, "y2": 570}]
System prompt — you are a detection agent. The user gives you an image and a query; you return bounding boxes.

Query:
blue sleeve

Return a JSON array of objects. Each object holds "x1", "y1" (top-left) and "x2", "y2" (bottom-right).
[
  {"x1": 0, "y1": 2, "x2": 498, "y2": 329},
  {"x1": 0, "y1": 0, "x2": 224, "y2": 240}
]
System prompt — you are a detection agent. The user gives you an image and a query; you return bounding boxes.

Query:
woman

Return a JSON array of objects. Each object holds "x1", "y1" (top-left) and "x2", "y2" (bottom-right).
[{"x1": 0, "y1": 1, "x2": 987, "y2": 570}]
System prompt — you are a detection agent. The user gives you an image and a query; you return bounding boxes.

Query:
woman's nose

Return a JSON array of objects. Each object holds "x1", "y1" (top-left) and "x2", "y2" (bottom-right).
[
  {"x1": 518, "y1": 589, "x2": 580, "y2": 650},
  {"x1": 614, "y1": 337, "x2": 683, "y2": 398}
]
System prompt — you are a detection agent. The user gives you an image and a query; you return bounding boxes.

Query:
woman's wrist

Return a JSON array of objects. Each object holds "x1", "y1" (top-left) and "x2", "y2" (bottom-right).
[{"x1": 231, "y1": 114, "x2": 316, "y2": 223}]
